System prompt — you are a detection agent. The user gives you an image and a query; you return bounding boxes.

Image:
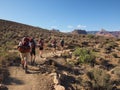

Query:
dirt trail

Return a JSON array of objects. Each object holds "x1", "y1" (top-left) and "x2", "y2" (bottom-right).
[
  {"x1": 6, "y1": 50, "x2": 65, "y2": 90},
  {"x1": 7, "y1": 66, "x2": 53, "y2": 90}
]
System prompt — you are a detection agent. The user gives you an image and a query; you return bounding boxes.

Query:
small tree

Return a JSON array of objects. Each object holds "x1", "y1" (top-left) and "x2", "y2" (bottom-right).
[{"x1": 73, "y1": 47, "x2": 95, "y2": 65}]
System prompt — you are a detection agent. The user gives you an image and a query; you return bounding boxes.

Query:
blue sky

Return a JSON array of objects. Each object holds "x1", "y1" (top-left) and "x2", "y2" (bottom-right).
[{"x1": 0, "y1": 0, "x2": 120, "y2": 32}]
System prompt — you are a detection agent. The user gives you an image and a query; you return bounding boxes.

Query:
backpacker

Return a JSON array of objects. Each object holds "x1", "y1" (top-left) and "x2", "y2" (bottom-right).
[
  {"x1": 18, "y1": 37, "x2": 30, "y2": 53},
  {"x1": 30, "y1": 38, "x2": 36, "y2": 49},
  {"x1": 60, "y1": 39, "x2": 64, "y2": 45},
  {"x1": 52, "y1": 39, "x2": 57, "y2": 45},
  {"x1": 39, "y1": 39, "x2": 44, "y2": 48}
]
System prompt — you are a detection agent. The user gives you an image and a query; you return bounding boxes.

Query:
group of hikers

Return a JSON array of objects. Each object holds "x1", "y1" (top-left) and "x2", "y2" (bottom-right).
[{"x1": 17, "y1": 36, "x2": 64, "y2": 73}]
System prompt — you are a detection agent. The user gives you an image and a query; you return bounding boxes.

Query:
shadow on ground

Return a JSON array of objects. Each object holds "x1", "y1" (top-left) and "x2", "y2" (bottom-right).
[{"x1": 5, "y1": 77, "x2": 24, "y2": 85}]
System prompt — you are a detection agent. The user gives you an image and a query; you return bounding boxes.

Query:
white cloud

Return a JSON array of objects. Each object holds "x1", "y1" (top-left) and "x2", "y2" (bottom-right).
[
  {"x1": 77, "y1": 24, "x2": 86, "y2": 29},
  {"x1": 67, "y1": 25, "x2": 73, "y2": 29},
  {"x1": 67, "y1": 24, "x2": 86, "y2": 30}
]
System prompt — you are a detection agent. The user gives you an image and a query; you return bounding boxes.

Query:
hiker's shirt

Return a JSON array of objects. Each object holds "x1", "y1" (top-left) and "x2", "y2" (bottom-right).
[
  {"x1": 18, "y1": 41, "x2": 31, "y2": 47},
  {"x1": 29, "y1": 41, "x2": 36, "y2": 51},
  {"x1": 38, "y1": 40, "x2": 43, "y2": 51},
  {"x1": 52, "y1": 40, "x2": 57, "y2": 48}
]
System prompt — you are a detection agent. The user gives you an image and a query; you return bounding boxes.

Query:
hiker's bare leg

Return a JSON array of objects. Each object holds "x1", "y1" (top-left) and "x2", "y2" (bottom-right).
[
  {"x1": 20, "y1": 53, "x2": 25, "y2": 67},
  {"x1": 33, "y1": 55, "x2": 36, "y2": 61},
  {"x1": 52, "y1": 48, "x2": 55, "y2": 54},
  {"x1": 39, "y1": 50, "x2": 43, "y2": 58},
  {"x1": 30, "y1": 55, "x2": 33, "y2": 64},
  {"x1": 24, "y1": 53, "x2": 29, "y2": 67},
  {"x1": 53, "y1": 47, "x2": 56, "y2": 55},
  {"x1": 32, "y1": 55, "x2": 36, "y2": 65},
  {"x1": 61, "y1": 46, "x2": 64, "y2": 52}
]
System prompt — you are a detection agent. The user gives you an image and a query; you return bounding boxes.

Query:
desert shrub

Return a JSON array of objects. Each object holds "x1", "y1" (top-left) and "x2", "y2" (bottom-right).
[
  {"x1": 92, "y1": 48, "x2": 100, "y2": 52},
  {"x1": 118, "y1": 59, "x2": 120, "y2": 64},
  {"x1": 82, "y1": 81, "x2": 93, "y2": 90},
  {"x1": 98, "y1": 43, "x2": 104, "y2": 48},
  {"x1": 47, "y1": 43, "x2": 53, "y2": 48},
  {"x1": 73, "y1": 47, "x2": 96, "y2": 64},
  {"x1": 112, "y1": 67, "x2": 120, "y2": 77},
  {"x1": 112, "y1": 78, "x2": 120, "y2": 85},
  {"x1": 1, "y1": 52, "x2": 20, "y2": 66},
  {"x1": 81, "y1": 41, "x2": 89, "y2": 47},
  {"x1": 104, "y1": 45, "x2": 112, "y2": 51},
  {"x1": 112, "y1": 53, "x2": 118, "y2": 58},
  {"x1": 104, "y1": 44, "x2": 113, "y2": 54},
  {"x1": 116, "y1": 47, "x2": 120, "y2": 51},
  {"x1": 106, "y1": 42, "x2": 118, "y2": 49},
  {"x1": 87, "y1": 68, "x2": 112, "y2": 90},
  {"x1": 87, "y1": 34, "x2": 95, "y2": 39},
  {"x1": 67, "y1": 44, "x2": 76, "y2": 49},
  {"x1": 0, "y1": 49, "x2": 20, "y2": 84},
  {"x1": 116, "y1": 38, "x2": 120, "y2": 41}
]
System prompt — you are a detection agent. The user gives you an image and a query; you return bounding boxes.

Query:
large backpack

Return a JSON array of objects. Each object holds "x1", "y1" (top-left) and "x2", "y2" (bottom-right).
[{"x1": 18, "y1": 37, "x2": 30, "y2": 53}]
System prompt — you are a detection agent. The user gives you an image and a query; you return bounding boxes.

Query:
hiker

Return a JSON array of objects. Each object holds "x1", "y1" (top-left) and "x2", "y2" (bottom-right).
[
  {"x1": 60, "y1": 39, "x2": 64, "y2": 51},
  {"x1": 29, "y1": 37, "x2": 36, "y2": 65},
  {"x1": 51, "y1": 38, "x2": 57, "y2": 54},
  {"x1": 38, "y1": 38, "x2": 44, "y2": 58},
  {"x1": 17, "y1": 36, "x2": 31, "y2": 73}
]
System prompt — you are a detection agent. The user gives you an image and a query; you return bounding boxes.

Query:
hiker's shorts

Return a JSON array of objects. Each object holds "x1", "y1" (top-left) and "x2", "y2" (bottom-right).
[
  {"x1": 53, "y1": 45, "x2": 56, "y2": 49},
  {"x1": 39, "y1": 46, "x2": 43, "y2": 50},
  {"x1": 61, "y1": 44, "x2": 64, "y2": 47},
  {"x1": 30, "y1": 50, "x2": 36, "y2": 55},
  {"x1": 20, "y1": 52, "x2": 29, "y2": 61}
]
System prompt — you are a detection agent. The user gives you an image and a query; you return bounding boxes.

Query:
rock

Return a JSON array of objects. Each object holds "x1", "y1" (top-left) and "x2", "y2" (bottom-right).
[
  {"x1": 62, "y1": 71, "x2": 68, "y2": 75},
  {"x1": 54, "y1": 84, "x2": 65, "y2": 90},
  {"x1": 0, "y1": 84, "x2": 8, "y2": 90},
  {"x1": 50, "y1": 73, "x2": 60, "y2": 85},
  {"x1": 111, "y1": 66, "x2": 120, "y2": 76},
  {"x1": 66, "y1": 58, "x2": 72, "y2": 62},
  {"x1": 50, "y1": 73, "x2": 65, "y2": 90}
]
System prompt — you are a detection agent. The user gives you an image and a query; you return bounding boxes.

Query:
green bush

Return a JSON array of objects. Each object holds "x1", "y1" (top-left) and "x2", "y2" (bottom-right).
[
  {"x1": 106, "y1": 42, "x2": 118, "y2": 49},
  {"x1": 73, "y1": 47, "x2": 95, "y2": 64},
  {"x1": 87, "y1": 68, "x2": 112, "y2": 89},
  {"x1": 116, "y1": 47, "x2": 120, "y2": 51}
]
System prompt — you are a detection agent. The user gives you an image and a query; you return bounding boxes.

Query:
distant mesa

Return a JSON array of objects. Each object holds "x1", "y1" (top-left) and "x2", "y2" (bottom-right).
[
  {"x1": 87, "y1": 31, "x2": 98, "y2": 34},
  {"x1": 96, "y1": 29, "x2": 115, "y2": 38},
  {"x1": 110, "y1": 31, "x2": 120, "y2": 38},
  {"x1": 71, "y1": 29, "x2": 87, "y2": 34}
]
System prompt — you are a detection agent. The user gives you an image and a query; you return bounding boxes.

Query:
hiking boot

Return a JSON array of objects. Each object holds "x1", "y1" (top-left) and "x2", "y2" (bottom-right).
[
  {"x1": 25, "y1": 66, "x2": 28, "y2": 73},
  {"x1": 33, "y1": 61, "x2": 37, "y2": 66},
  {"x1": 22, "y1": 64, "x2": 24, "y2": 69},
  {"x1": 32, "y1": 60, "x2": 35, "y2": 66},
  {"x1": 21, "y1": 60, "x2": 24, "y2": 69},
  {"x1": 30, "y1": 61, "x2": 33, "y2": 65},
  {"x1": 30, "y1": 60, "x2": 35, "y2": 66}
]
